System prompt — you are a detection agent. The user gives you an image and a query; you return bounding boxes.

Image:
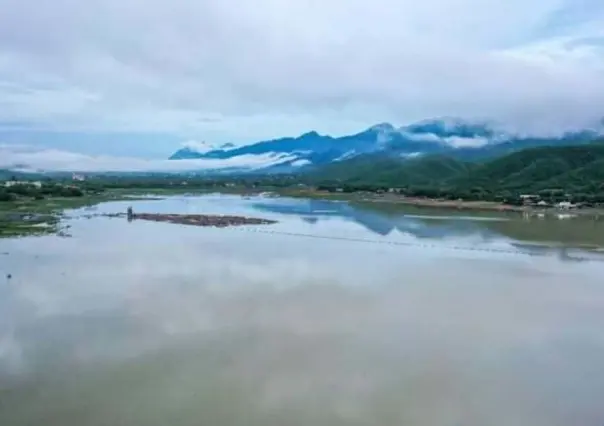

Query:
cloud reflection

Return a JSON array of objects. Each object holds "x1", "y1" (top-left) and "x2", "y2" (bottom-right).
[{"x1": 1, "y1": 195, "x2": 604, "y2": 425}]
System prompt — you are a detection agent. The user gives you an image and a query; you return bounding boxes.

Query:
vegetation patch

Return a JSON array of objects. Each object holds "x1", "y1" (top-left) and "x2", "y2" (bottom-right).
[{"x1": 3, "y1": 142, "x2": 604, "y2": 237}]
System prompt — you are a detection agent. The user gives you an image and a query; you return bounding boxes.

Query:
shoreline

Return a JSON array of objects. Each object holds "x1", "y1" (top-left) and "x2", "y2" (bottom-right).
[
  {"x1": 273, "y1": 189, "x2": 604, "y2": 217},
  {"x1": 3, "y1": 187, "x2": 604, "y2": 239},
  {"x1": 358, "y1": 196, "x2": 524, "y2": 212},
  {"x1": 270, "y1": 190, "x2": 604, "y2": 217},
  {"x1": 362, "y1": 198, "x2": 604, "y2": 217},
  {"x1": 0, "y1": 193, "x2": 150, "y2": 238}
]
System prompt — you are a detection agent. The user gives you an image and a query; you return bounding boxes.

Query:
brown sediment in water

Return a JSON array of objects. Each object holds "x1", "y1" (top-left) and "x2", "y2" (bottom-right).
[{"x1": 131, "y1": 213, "x2": 277, "y2": 227}]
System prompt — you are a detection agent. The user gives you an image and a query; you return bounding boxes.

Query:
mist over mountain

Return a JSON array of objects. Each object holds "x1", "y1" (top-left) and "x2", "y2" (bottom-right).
[
  {"x1": 2, "y1": 117, "x2": 602, "y2": 174},
  {"x1": 168, "y1": 117, "x2": 604, "y2": 172}
]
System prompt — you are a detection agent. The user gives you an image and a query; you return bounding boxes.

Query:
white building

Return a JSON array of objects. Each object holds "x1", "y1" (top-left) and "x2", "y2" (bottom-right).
[
  {"x1": 4, "y1": 181, "x2": 42, "y2": 188},
  {"x1": 557, "y1": 201, "x2": 575, "y2": 209}
]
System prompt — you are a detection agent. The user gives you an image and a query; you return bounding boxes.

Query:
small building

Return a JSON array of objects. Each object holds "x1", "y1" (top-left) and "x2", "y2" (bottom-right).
[
  {"x1": 557, "y1": 201, "x2": 575, "y2": 210},
  {"x1": 520, "y1": 194, "x2": 540, "y2": 206}
]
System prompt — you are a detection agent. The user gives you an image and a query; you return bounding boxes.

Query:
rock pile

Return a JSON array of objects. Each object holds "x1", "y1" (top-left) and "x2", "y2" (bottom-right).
[{"x1": 131, "y1": 213, "x2": 277, "y2": 227}]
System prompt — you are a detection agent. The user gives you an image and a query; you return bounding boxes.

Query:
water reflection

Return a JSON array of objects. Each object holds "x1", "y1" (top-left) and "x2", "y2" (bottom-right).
[
  {"x1": 1, "y1": 195, "x2": 604, "y2": 426},
  {"x1": 252, "y1": 198, "x2": 604, "y2": 252}
]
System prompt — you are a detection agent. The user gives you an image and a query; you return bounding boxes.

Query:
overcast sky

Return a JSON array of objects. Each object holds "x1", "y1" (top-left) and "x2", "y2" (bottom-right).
[{"x1": 1, "y1": 0, "x2": 604, "y2": 161}]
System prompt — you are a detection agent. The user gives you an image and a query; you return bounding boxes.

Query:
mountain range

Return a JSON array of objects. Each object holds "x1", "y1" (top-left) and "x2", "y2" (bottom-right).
[
  {"x1": 310, "y1": 142, "x2": 604, "y2": 192},
  {"x1": 169, "y1": 118, "x2": 604, "y2": 172}
]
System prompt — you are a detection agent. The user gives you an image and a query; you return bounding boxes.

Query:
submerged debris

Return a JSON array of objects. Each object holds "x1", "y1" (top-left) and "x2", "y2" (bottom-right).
[{"x1": 131, "y1": 212, "x2": 276, "y2": 227}]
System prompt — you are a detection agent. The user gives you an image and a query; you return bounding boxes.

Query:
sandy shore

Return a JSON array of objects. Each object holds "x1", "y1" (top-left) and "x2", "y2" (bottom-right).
[
  {"x1": 361, "y1": 196, "x2": 604, "y2": 216},
  {"x1": 281, "y1": 190, "x2": 524, "y2": 212},
  {"x1": 365, "y1": 196, "x2": 523, "y2": 212}
]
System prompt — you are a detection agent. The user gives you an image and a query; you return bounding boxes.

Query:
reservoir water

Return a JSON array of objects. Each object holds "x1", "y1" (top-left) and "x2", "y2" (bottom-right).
[{"x1": 1, "y1": 194, "x2": 604, "y2": 425}]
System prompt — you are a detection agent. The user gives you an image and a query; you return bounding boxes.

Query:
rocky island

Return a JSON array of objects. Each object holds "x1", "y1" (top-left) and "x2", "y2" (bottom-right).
[{"x1": 128, "y1": 209, "x2": 276, "y2": 228}]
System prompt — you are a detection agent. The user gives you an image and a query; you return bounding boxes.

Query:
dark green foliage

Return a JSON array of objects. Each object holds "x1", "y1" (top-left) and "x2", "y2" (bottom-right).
[
  {"x1": 0, "y1": 190, "x2": 16, "y2": 202},
  {"x1": 310, "y1": 153, "x2": 473, "y2": 187},
  {"x1": 453, "y1": 144, "x2": 604, "y2": 189},
  {"x1": 2, "y1": 142, "x2": 604, "y2": 206},
  {"x1": 307, "y1": 143, "x2": 604, "y2": 204},
  {"x1": 0, "y1": 182, "x2": 85, "y2": 202}
]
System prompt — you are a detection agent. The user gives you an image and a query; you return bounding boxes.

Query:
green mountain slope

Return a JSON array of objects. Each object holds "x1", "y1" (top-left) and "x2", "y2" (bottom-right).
[
  {"x1": 453, "y1": 144, "x2": 604, "y2": 189},
  {"x1": 312, "y1": 154, "x2": 473, "y2": 187},
  {"x1": 308, "y1": 143, "x2": 604, "y2": 203}
]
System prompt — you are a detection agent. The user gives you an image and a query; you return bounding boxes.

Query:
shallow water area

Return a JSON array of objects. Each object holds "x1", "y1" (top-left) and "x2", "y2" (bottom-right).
[{"x1": 1, "y1": 194, "x2": 604, "y2": 426}]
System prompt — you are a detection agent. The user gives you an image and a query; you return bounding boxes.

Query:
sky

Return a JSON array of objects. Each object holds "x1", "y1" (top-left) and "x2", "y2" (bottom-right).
[{"x1": 1, "y1": 0, "x2": 604, "y2": 170}]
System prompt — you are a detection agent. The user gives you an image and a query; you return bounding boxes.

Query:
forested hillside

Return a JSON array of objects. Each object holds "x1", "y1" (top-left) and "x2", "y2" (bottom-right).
[{"x1": 308, "y1": 143, "x2": 604, "y2": 204}]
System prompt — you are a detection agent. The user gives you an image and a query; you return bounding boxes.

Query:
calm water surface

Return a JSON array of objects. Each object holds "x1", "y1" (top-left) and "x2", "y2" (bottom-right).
[{"x1": 1, "y1": 194, "x2": 604, "y2": 426}]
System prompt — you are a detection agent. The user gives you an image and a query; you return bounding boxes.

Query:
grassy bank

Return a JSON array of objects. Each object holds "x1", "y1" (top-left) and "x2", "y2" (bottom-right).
[
  {"x1": 273, "y1": 187, "x2": 521, "y2": 209},
  {"x1": 0, "y1": 182, "x2": 251, "y2": 238},
  {"x1": 0, "y1": 184, "x2": 269, "y2": 238},
  {"x1": 271, "y1": 188, "x2": 604, "y2": 218},
  {"x1": 0, "y1": 192, "x2": 147, "y2": 238},
  {"x1": 3, "y1": 183, "x2": 603, "y2": 239}
]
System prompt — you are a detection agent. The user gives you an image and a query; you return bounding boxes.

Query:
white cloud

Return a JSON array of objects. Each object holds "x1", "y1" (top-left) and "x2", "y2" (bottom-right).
[
  {"x1": 0, "y1": 0, "x2": 603, "y2": 145},
  {"x1": 444, "y1": 137, "x2": 491, "y2": 149},
  {"x1": 401, "y1": 132, "x2": 492, "y2": 148},
  {"x1": 180, "y1": 140, "x2": 237, "y2": 154},
  {"x1": 180, "y1": 140, "x2": 222, "y2": 154},
  {"x1": 0, "y1": 143, "x2": 299, "y2": 172},
  {"x1": 290, "y1": 159, "x2": 312, "y2": 168}
]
